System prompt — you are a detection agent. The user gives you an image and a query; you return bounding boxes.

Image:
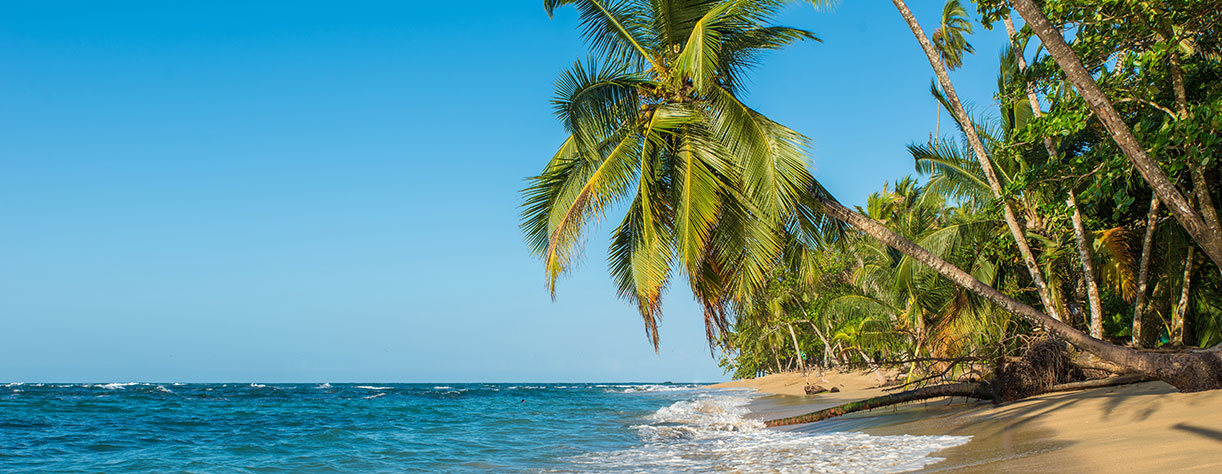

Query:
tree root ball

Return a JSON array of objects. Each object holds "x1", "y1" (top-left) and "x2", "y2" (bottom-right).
[{"x1": 998, "y1": 339, "x2": 1084, "y2": 401}]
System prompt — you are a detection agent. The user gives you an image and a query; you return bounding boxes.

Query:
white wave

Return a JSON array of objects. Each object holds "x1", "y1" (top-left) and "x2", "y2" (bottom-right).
[
  {"x1": 364, "y1": 392, "x2": 387, "y2": 399},
  {"x1": 249, "y1": 383, "x2": 268, "y2": 389},
  {"x1": 432, "y1": 386, "x2": 453, "y2": 390},
  {"x1": 92, "y1": 382, "x2": 141, "y2": 390},
  {"x1": 565, "y1": 392, "x2": 970, "y2": 473},
  {"x1": 617, "y1": 384, "x2": 701, "y2": 393},
  {"x1": 316, "y1": 383, "x2": 332, "y2": 389},
  {"x1": 154, "y1": 385, "x2": 174, "y2": 393},
  {"x1": 4, "y1": 382, "x2": 22, "y2": 388},
  {"x1": 355, "y1": 386, "x2": 391, "y2": 390}
]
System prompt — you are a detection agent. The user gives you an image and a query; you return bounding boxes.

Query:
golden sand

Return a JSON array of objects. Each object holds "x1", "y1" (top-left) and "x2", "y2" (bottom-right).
[{"x1": 712, "y1": 371, "x2": 1222, "y2": 472}]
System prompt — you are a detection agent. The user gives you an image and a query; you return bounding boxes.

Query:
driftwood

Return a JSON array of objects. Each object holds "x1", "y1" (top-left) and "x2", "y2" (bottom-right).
[
  {"x1": 765, "y1": 341, "x2": 1164, "y2": 428},
  {"x1": 764, "y1": 382, "x2": 993, "y2": 427},
  {"x1": 764, "y1": 376, "x2": 1155, "y2": 428}
]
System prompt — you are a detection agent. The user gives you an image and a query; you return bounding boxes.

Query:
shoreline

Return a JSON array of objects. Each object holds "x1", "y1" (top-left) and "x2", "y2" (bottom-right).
[{"x1": 712, "y1": 371, "x2": 1222, "y2": 472}]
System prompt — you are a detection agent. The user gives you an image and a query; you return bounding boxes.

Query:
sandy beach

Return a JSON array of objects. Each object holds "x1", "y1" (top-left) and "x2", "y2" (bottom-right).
[{"x1": 712, "y1": 371, "x2": 1222, "y2": 472}]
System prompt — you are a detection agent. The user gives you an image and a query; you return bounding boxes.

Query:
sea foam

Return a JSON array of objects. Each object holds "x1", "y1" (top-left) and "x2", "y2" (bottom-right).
[{"x1": 563, "y1": 392, "x2": 970, "y2": 473}]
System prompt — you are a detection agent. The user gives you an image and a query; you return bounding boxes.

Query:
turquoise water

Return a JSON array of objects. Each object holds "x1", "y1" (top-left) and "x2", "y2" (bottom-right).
[{"x1": 1, "y1": 382, "x2": 968, "y2": 473}]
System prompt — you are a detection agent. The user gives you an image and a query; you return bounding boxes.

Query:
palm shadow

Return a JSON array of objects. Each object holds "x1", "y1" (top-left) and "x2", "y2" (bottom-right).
[{"x1": 1172, "y1": 423, "x2": 1222, "y2": 444}]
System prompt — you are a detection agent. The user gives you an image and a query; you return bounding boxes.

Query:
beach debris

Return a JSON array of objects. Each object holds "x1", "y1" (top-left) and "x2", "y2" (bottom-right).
[
  {"x1": 766, "y1": 382, "x2": 994, "y2": 427},
  {"x1": 804, "y1": 384, "x2": 828, "y2": 395}
]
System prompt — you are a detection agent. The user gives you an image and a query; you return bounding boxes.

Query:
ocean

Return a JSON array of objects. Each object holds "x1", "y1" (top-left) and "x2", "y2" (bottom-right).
[{"x1": 0, "y1": 382, "x2": 969, "y2": 473}]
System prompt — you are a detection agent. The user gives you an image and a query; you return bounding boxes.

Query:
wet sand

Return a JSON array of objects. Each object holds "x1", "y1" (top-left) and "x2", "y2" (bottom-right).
[{"x1": 712, "y1": 372, "x2": 1222, "y2": 472}]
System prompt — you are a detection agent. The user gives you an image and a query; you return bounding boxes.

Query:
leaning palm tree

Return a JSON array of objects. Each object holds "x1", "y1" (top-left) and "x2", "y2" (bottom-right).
[
  {"x1": 889, "y1": 0, "x2": 1063, "y2": 324},
  {"x1": 523, "y1": 0, "x2": 832, "y2": 348}
]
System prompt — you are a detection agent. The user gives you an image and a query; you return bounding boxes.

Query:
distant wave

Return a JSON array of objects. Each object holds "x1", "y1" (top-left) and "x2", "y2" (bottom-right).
[
  {"x1": 91, "y1": 383, "x2": 142, "y2": 390},
  {"x1": 363, "y1": 393, "x2": 387, "y2": 400},
  {"x1": 432, "y1": 386, "x2": 453, "y2": 390},
  {"x1": 316, "y1": 383, "x2": 332, "y2": 389},
  {"x1": 355, "y1": 386, "x2": 391, "y2": 390},
  {"x1": 597, "y1": 384, "x2": 701, "y2": 393}
]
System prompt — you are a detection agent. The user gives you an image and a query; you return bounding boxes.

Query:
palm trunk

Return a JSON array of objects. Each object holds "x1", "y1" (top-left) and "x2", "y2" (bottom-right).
[
  {"x1": 892, "y1": 0, "x2": 1062, "y2": 321},
  {"x1": 1173, "y1": 247, "x2": 1195, "y2": 346},
  {"x1": 787, "y1": 322, "x2": 807, "y2": 376},
  {"x1": 934, "y1": 106, "x2": 941, "y2": 141},
  {"x1": 1008, "y1": 0, "x2": 1222, "y2": 269},
  {"x1": 1004, "y1": 16, "x2": 1100, "y2": 334},
  {"x1": 1068, "y1": 191, "x2": 1104, "y2": 338},
  {"x1": 814, "y1": 194, "x2": 1222, "y2": 391},
  {"x1": 1132, "y1": 196, "x2": 1160, "y2": 346}
]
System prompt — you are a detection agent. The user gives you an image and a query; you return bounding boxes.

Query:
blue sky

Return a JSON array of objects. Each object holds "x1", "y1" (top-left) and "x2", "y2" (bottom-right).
[{"x1": 1, "y1": 1, "x2": 1015, "y2": 382}]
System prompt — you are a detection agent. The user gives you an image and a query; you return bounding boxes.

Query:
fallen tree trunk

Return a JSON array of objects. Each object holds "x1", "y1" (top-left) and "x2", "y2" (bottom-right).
[{"x1": 764, "y1": 382, "x2": 993, "y2": 427}]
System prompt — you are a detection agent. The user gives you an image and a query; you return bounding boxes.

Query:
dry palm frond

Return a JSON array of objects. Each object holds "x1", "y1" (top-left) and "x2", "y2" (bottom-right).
[{"x1": 1095, "y1": 226, "x2": 1137, "y2": 301}]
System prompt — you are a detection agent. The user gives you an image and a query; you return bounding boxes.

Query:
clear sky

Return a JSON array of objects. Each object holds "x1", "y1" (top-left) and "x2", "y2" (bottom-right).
[{"x1": 1, "y1": 1, "x2": 1016, "y2": 383}]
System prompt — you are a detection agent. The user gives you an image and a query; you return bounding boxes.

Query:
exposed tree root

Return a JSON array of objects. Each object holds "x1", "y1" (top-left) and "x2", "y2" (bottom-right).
[{"x1": 1047, "y1": 375, "x2": 1151, "y2": 393}]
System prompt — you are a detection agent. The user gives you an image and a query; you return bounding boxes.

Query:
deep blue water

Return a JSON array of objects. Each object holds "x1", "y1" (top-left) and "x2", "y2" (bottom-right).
[{"x1": 0, "y1": 382, "x2": 969, "y2": 473}]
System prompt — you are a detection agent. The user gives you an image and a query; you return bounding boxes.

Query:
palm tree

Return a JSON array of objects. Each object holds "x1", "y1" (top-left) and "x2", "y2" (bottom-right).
[
  {"x1": 830, "y1": 180, "x2": 1007, "y2": 376},
  {"x1": 889, "y1": 0, "x2": 1063, "y2": 324},
  {"x1": 931, "y1": 0, "x2": 975, "y2": 70},
  {"x1": 523, "y1": 0, "x2": 831, "y2": 348},
  {"x1": 929, "y1": 0, "x2": 975, "y2": 140},
  {"x1": 998, "y1": 15, "x2": 1106, "y2": 337},
  {"x1": 868, "y1": 2, "x2": 1222, "y2": 388},
  {"x1": 527, "y1": 0, "x2": 1222, "y2": 391},
  {"x1": 1007, "y1": 0, "x2": 1222, "y2": 269}
]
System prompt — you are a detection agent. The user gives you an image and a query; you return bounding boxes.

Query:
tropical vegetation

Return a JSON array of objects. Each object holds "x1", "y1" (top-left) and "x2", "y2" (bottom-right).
[{"x1": 525, "y1": 0, "x2": 1222, "y2": 392}]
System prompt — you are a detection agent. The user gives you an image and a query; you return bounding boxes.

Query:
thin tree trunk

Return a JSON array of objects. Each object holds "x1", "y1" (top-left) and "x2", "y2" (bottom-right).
[
  {"x1": 934, "y1": 107, "x2": 941, "y2": 140},
  {"x1": 1167, "y1": 50, "x2": 1222, "y2": 250},
  {"x1": 1133, "y1": 196, "x2": 1161, "y2": 346},
  {"x1": 1173, "y1": 247, "x2": 1195, "y2": 346},
  {"x1": 1069, "y1": 190, "x2": 1104, "y2": 338},
  {"x1": 1007, "y1": 0, "x2": 1222, "y2": 269},
  {"x1": 764, "y1": 382, "x2": 993, "y2": 427},
  {"x1": 807, "y1": 322, "x2": 833, "y2": 368},
  {"x1": 1005, "y1": 15, "x2": 1097, "y2": 329},
  {"x1": 892, "y1": 0, "x2": 1062, "y2": 322},
  {"x1": 801, "y1": 309, "x2": 834, "y2": 368},
  {"x1": 814, "y1": 194, "x2": 1222, "y2": 391},
  {"x1": 787, "y1": 322, "x2": 807, "y2": 377}
]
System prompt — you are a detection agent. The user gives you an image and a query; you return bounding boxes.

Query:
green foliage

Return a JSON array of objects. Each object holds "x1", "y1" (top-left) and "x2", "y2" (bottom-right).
[
  {"x1": 721, "y1": 0, "x2": 1222, "y2": 379},
  {"x1": 525, "y1": 0, "x2": 834, "y2": 349}
]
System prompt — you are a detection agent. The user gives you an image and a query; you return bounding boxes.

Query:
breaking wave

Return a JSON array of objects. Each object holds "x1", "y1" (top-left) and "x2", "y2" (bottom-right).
[{"x1": 563, "y1": 392, "x2": 970, "y2": 473}]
